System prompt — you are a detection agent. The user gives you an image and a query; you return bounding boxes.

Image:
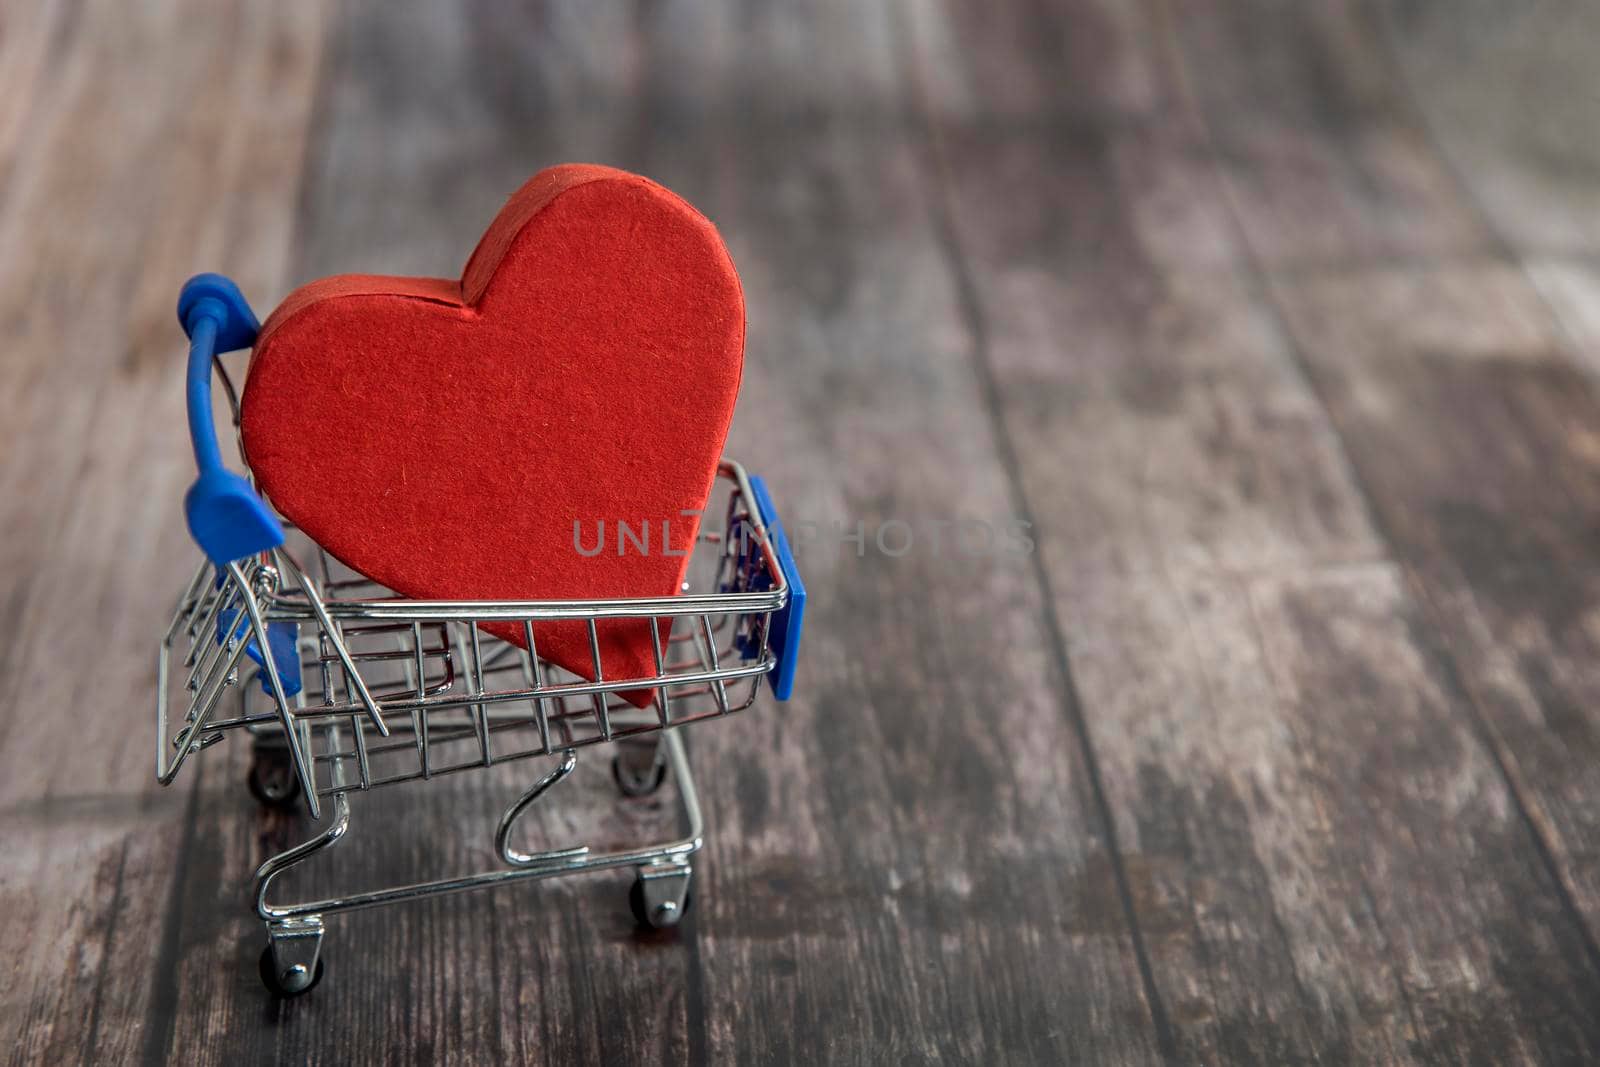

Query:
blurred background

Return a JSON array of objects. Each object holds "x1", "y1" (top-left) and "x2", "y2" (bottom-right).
[{"x1": 6, "y1": 1, "x2": 1600, "y2": 1063}]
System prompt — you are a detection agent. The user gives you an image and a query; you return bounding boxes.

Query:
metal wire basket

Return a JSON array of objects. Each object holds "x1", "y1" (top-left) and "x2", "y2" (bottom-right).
[{"x1": 156, "y1": 274, "x2": 805, "y2": 996}]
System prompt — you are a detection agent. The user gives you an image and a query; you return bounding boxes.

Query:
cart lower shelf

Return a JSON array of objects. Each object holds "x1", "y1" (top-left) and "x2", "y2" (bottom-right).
[{"x1": 255, "y1": 727, "x2": 702, "y2": 997}]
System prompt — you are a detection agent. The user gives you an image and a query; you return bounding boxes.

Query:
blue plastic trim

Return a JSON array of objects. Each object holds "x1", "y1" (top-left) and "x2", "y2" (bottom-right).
[
  {"x1": 217, "y1": 609, "x2": 303, "y2": 697},
  {"x1": 177, "y1": 274, "x2": 283, "y2": 564},
  {"x1": 748, "y1": 475, "x2": 805, "y2": 701}
]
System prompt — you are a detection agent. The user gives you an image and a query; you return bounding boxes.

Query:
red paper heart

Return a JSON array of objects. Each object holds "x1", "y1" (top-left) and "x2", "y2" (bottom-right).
[{"x1": 240, "y1": 164, "x2": 745, "y2": 706}]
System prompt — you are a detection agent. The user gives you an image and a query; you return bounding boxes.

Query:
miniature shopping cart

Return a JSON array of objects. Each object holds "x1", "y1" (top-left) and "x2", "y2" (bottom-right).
[{"x1": 155, "y1": 275, "x2": 805, "y2": 997}]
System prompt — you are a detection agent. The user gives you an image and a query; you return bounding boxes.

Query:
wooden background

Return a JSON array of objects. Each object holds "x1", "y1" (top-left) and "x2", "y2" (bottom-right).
[{"x1": 5, "y1": 0, "x2": 1600, "y2": 1063}]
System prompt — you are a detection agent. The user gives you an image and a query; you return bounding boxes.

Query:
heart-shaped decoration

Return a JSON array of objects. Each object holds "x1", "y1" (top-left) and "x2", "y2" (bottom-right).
[{"x1": 240, "y1": 164, "x2": 745, "y2": 705}]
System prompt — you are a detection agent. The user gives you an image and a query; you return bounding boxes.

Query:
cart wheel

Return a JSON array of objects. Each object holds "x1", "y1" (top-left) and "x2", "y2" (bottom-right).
[
  {"x1": 258, "y1": 944, "x2": 325, "y2": 997},
  {"x1": 248, "y1": 754, "x2": 301, "y2": 810},
  {"x1": 612, "y1": 754, "x2": 668, "y2": 798},
  {"x1": 630, "y1": 876, "x2": 693, "y2": 929}
]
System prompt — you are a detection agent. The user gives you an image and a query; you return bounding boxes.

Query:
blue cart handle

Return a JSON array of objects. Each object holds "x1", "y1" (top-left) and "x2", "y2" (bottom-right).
[{"x1": 177, "y1": 273, "x2": 284, "y2": 563}]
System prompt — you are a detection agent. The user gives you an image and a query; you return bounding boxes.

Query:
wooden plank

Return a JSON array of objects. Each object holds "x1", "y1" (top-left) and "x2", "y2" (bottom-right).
[
  {"x1": 1531, "y1": 259, "x2": 1600, "y2": 373},
  {"x1": 0, "y1": 1, "x2": 333, "y2": 1065},
  {"x1": 605, "y1": 2, "x2": 1166, "y2": 1062},
  {"x1": 1381, "y1": 0, "x2": 1600, "y2": 255},
  {"x1": 1165, "y1": 0, "x2": 1493, "y2": 268},
  {"x1": 1270, "y1": 260, "x2": 1600, "y2": 956},
  {"x1": 688, "y1": 127, "x2": 1164, "y2": 1067},
  {"x1": 143, "y1": 2, "x2": 705, "y2": 1063},
  {"x1": 0, "y1": 0, "x2": 72, "y2": 200},
  {"x1": 1392, "y1": 1, "x2": 1600, "y2": 925},
  {"x1": 135, "y1": 0, "x2": 1165, "y2": 1061},
  {"x1": 1158, "y1": 0, "x2": 1600, "y2": 1055},
  {"x1": 1169, "y1": 0, "x2": 1600, "y2": 988},
  {"x1": 907, "y1": 0, "x2": 1600, "y2": 1060},
  {"x1": 1249, "y1": 564, "x2": 1600, "y2": 1062},
  {"x1": 12, "y1": 0, "x2": 1600, "y2": 1061}
]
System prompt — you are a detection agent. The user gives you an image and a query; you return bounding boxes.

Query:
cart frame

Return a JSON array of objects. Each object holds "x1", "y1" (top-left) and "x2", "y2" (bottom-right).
[{"x1": 156, "y1": 274, "x2": 804, "y2": 996}]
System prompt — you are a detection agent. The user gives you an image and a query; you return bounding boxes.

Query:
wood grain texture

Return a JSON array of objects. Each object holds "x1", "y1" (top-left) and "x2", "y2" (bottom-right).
[
  {"x1": 1168, "y1": 0, "x2": 1600, "y2": 1058},
  {"x1": 144, "y1": 4, "x2": 703, "y2": 1064},
  {"x1": 907, "y1": 0, "x2": 1600, "y2": 1061},
  {"x1": 1268, "y1": 262, "x2": 1600, "y2": 976},
  {"x1": 644, "y1": 4, "x2": 1162, "y2": 1061},
  {"x1": 0, "y1": 2, "x2": 331, "y2": 1065},
  {"x1": 1382, "y1": 0, "x2": 1600, "y2": 256},
  {"x1": 6, "y1": 0, "x2": 1600, "y2": 1064},
  {"x1": 1162, "y1": 0, "x2": 1494, "y2": 269}
]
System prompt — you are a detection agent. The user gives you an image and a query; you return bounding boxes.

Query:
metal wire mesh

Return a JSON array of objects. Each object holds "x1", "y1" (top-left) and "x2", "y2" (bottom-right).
[{"x1": 157, "y1": 463, "x2": 785, "y2": 799}]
